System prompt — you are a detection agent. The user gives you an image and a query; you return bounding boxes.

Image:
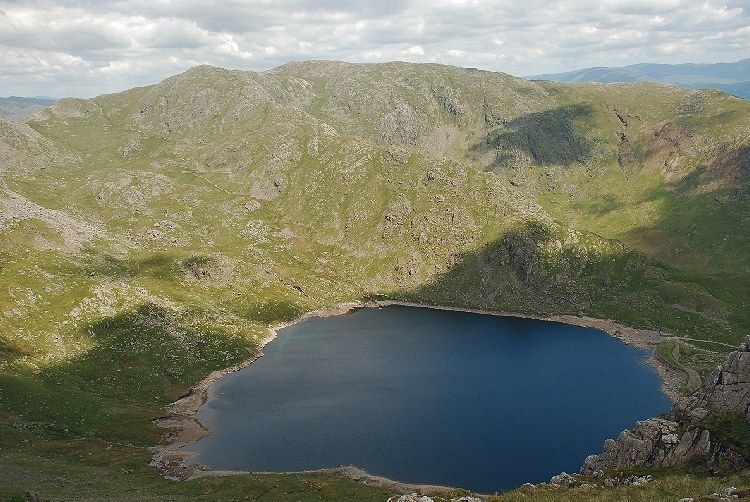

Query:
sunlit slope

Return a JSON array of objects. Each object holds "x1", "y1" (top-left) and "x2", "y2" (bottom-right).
[
  {"x1": 3, "y1": 66, "x2": 537, "y2": 370},
  {"x1": 261, "y1": 62, "x2": 750, "y2": 278},
  {"x1": 2, "y1": 63, "x2": 748, "y2": 370},
  {"x1": 262, "y1": 66, "x2": 750, "y2": 341}
]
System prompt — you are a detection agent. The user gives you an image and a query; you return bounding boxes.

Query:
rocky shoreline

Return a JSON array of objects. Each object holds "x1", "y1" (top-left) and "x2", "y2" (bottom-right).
[
  {"x1": 150, "y1": 300, "x2": 691, "y2": 489},
  {"x1": 582, "y1": 335, "x2": 750, "y2": 474},
  {"x1": 149, "y1": 302, "x2": 362, "y2": 480}
]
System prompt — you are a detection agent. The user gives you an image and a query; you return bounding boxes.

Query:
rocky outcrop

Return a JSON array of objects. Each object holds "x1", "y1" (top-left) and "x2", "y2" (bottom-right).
[
  {"x1": 385, "y1": 496, "x2": 480, "y2": 502},
  {"x1": 683, "y1": 338, "x2": 750, "y2": 421},
  {"x1": 581, "y1": 418, "x2": 714, "y2": 472},
  {"x1": 550, "y1": 471, "x2": 653, "y2": 488},
  {"x1": 387, "y1": 496, "x2": 434, "y2": 502},
  {"x1": 582, "y1": 336, "x2": 750, "y2": 474}
]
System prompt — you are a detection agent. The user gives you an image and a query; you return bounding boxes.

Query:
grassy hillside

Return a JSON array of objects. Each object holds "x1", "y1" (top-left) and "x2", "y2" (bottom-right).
[{"x1": 1, "y1": 61, "x2": 749, "y2": 500}]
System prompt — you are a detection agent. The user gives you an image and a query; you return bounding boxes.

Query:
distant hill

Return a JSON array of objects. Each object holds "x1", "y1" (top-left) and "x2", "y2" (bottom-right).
[
  {"x1": 527, "y1": 58, "x2": 750, "y2": 99},
  {"x1": 0, "y1": 96, "x2": 57, "y2": 121}
]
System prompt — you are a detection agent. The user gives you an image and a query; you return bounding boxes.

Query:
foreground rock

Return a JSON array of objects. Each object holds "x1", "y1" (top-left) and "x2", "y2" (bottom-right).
[
  {"x1": 385, "y1": 496, "x2": 481, "y2": 502},
  {"x1": 677, "y1": 486, "x2": 750, "y2": 502},
  {"x1": 582, "y1": 336, "x2": 750, "y2": 473},
  {"x1": 549, "y1": 471, "x2": 652, "y2": 488}
]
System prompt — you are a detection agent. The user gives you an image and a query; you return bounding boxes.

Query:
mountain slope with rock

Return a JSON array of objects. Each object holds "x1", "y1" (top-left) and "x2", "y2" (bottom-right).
[{"x1": 1, "y1": 61, "x2": 750, "y2": 500}]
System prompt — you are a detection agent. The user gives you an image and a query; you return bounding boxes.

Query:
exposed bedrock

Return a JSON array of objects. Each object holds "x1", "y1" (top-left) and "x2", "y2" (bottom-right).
[{"x1": 582, "y1": 336, "x2": 750, "y2": 474}]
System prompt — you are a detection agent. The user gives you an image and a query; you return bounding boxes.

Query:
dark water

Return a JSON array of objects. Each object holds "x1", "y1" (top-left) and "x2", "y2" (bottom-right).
[{"x1": 188, "y1": 305, "x2": 671, "y2": 493}]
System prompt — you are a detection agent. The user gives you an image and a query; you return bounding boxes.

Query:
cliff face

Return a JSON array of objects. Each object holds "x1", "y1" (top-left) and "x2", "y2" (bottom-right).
[
  {"x1": 582, "y1": 337, "x2": 750, "y2": 474},
  {"x1": 685, "y1": 338, "x2": 750, "y2": 422}
]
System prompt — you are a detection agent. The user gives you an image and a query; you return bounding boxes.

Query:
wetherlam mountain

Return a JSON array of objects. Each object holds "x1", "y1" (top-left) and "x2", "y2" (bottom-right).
[{"x1": 1, "y1": 61, "x2": 750, "y2": 501}]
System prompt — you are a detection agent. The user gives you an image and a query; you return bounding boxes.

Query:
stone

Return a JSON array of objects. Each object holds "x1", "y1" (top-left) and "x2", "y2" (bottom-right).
[
  {"x1": 692, "y1": 336, "x2": 750, "y2": 422},
  {"x1": 550, "y1": 472, "x2": 576, "y2": 486},
  {"x1": 24, "y1": 492, "x2": 42, "y2": 502},
  {"x1": 387, "y1": 494, "x2": 434, "y2": 502}
]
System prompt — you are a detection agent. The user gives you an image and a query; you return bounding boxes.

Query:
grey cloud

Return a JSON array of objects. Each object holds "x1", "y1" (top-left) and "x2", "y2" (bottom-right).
[
  {"x1": 286, "y1": 0, "x2": 411, "y2": 18},
  {"x1": 104, "y1": 1, "x2": 282, "y2": 33},
  {"x1": 148, "y1": 20, "x2": 212, "y2": 49},
  {"x1": 0, "y1": 9, "x2": 130, "y2": 53},
  {"x1": 0, "y1": 0, "x2": 747, "y2": 98}
]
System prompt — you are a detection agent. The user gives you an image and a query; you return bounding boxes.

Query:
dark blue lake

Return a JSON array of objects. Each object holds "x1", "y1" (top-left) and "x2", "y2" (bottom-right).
[{"x1": 188, "y1": 305, "x2": 671, "y2": 493}]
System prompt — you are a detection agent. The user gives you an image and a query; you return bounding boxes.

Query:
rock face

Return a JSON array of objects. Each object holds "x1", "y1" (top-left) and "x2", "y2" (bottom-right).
[
  {"x1": 687, "y1": 338, "x2": 750, "y2": 421},
  {"x1": 582, "y1": 337, "x2": 750, "y2": 474},
  {"x1": 581, "y1": 418, "x2": 714, "y2": 472}
]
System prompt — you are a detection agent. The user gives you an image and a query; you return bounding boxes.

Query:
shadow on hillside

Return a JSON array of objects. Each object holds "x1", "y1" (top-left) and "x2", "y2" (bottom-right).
[
  {"x1": 377, "y1": 219, "x2": 643, "y2": 318},
  {"x1": 631, "y1": 154, "x2": 750, "y2": 340},
  {"x1": 0, "y1": 334, "x2": 36, "y2": 360},
  {"x1": 622, "y1": 144, "x2": 750, "y2": 274},
  {"x1": 73, "y1": 251, "x2": 229, "y2": 282},
  {"x1": 373, "y1": 218, "x2": 735, "y2": 342},
  {"x1": 22, "y1": 303, "x2": 259, "y2": 445},
  {"x1": 472, "y1": 104, "x2": 595, "y2": 170}
]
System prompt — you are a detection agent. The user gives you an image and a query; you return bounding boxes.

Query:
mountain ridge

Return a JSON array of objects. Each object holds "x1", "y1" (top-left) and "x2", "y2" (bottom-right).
[
  {"x1": 0, "y1": 96, "x2": 57, "y2": 121},
  {"x1": 527, "y1": 58, "x2": 750, "y2": 99}
]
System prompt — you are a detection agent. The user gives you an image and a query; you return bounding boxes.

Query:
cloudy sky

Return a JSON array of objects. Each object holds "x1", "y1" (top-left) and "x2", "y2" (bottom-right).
[{"x1": 1, "y1": 0, "x2": 748, "y2": 98}]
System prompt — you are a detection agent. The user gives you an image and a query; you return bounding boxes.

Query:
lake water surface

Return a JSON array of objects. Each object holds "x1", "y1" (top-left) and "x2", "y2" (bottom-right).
[{"x1": 188, "y1": 305, "x2": 671, "y2": 493}]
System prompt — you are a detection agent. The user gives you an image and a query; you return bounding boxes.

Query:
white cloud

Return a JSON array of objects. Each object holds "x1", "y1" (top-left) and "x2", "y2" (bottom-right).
[
  {"x1": 0, "y1": 0, "x2": 747, "y2": 97},
  {"x1": 402, "y1": 45, "x2": 425, "y2": 56}
]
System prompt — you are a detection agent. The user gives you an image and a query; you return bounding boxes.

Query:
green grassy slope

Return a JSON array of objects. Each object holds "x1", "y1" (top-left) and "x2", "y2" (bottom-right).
[{"x1": 1, "y1": 61, "x2": 749, "y2": 499}]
